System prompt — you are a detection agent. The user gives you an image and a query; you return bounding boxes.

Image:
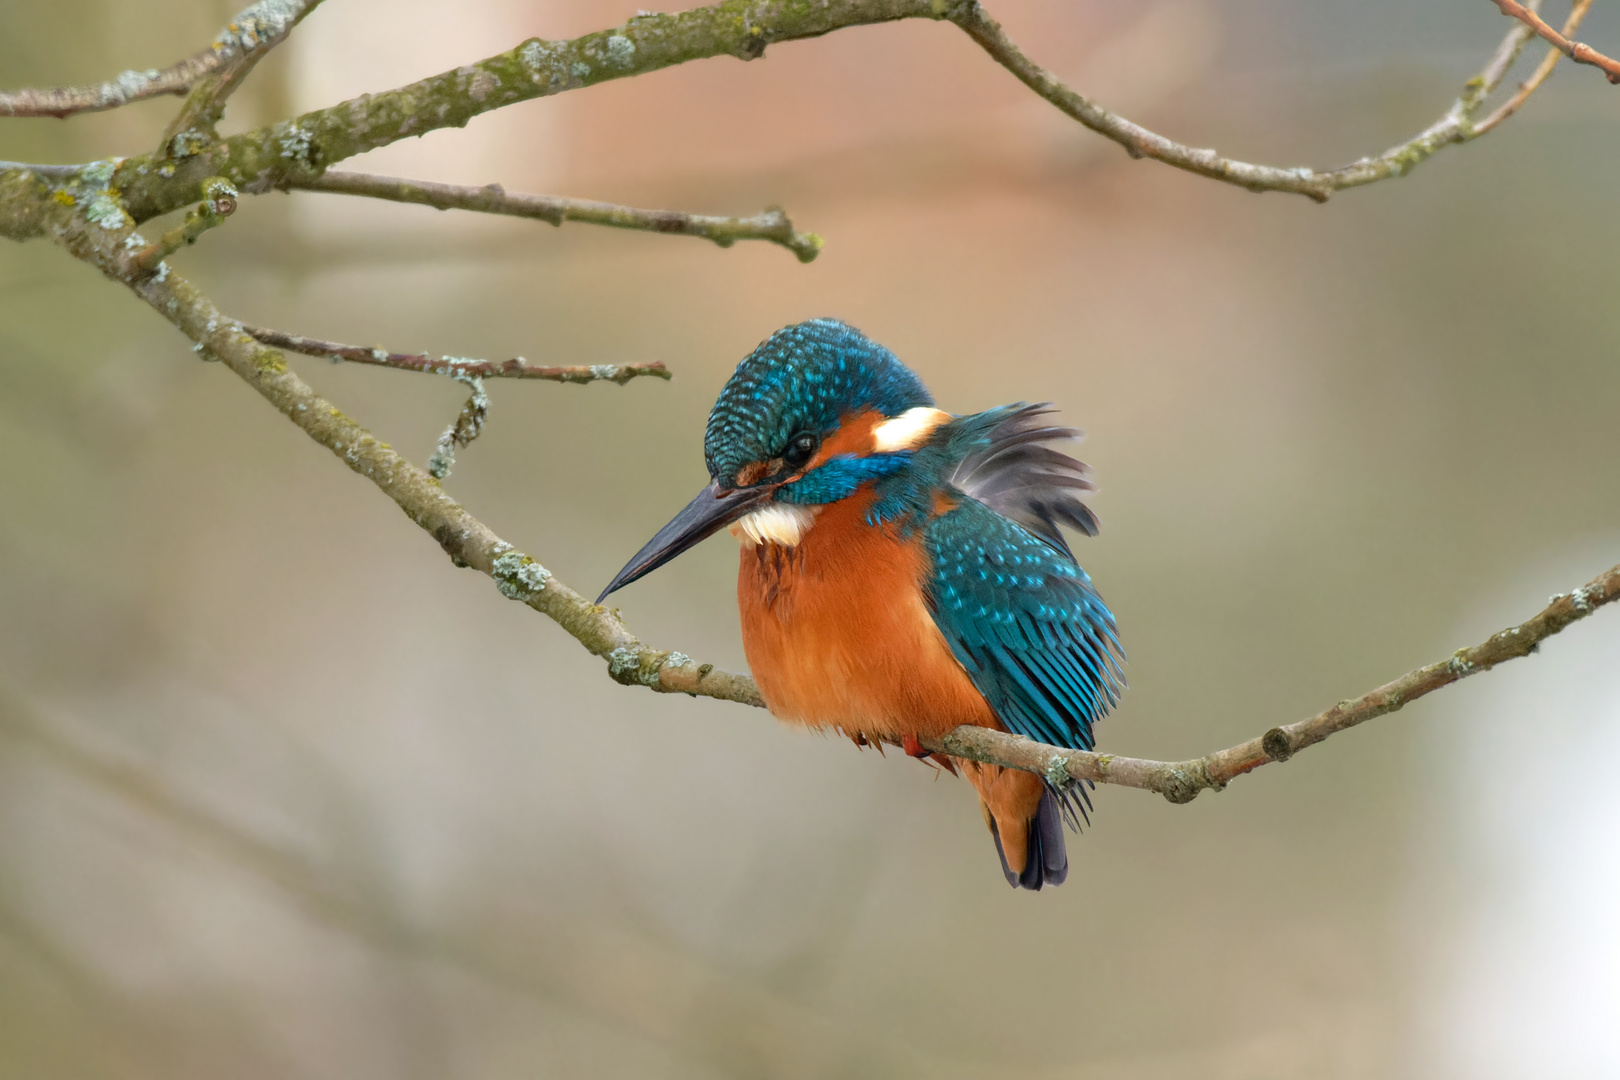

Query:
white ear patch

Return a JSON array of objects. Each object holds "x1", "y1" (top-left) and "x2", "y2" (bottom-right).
[
  {"x1": 871, "y1": 407, "x2": 951, "y2": 452},
  {"x1": 730, "y1": 504, "x2": 819, "y2": 548}
]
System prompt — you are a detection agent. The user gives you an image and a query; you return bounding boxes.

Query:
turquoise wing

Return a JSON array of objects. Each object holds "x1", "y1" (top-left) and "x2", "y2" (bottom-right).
[{"x1": 924, "y1": 496, "x2": 1123, "y2": 753}]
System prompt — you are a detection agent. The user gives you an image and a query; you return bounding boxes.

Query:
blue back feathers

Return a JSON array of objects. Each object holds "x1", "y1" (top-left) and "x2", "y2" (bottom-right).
[{"x1": 706, "y1": 319, "x2": 932, "y2": 484}]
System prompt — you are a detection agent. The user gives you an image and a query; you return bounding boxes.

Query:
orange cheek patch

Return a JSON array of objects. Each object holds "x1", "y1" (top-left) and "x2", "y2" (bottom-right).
[{"x1": 805, "y1": 410, "x2": 882, "y2": 470}]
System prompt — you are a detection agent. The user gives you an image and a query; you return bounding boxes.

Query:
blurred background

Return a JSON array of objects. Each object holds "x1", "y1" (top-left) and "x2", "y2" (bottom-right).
[{"x1": 2, "y1": 1, "x2": 1619, "y2": 1076}]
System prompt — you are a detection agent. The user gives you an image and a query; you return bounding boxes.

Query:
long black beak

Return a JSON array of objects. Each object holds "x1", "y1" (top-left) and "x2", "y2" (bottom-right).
[{"x1": 596, "y1": 480, "x2": 773, "y2": 602}]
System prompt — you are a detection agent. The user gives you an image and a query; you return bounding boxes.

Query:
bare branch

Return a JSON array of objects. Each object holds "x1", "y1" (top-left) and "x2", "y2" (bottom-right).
[
  {"x1": 1476, "y1": 0, "x2": 1594, "y2": 134},
  {"x1": 240, "y1": 324, "x2": 671, "y2": 385},
  {"x1": 947, "y1": 0, "x2": 1542, "y2": 202},
  {"x1": 294, "y1": 171, "x2": 823, "y2": 262},
  {"x1": 928, "y1": 563, "x2": 1620, "y2": 802},
  {"x1": 0, "y1": 0, "x2": 322, "y2": 120},
  {"x1": 1491, "y1": 0, "x2": 1620, "y2": 84},
  {"x1": 0, "y1": 53, "x2": 216, "y2": 120}
]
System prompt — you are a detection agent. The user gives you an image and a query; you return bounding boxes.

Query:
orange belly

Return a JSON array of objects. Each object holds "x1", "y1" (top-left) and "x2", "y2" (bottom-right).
[{"x1": 736, "y1": 489, "x2": 997, "y2": 742}]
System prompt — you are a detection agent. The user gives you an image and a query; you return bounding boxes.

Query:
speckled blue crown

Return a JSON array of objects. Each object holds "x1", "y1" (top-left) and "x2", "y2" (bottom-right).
[{"x1": 705, "y1": 319, "x2": 934, "y2": 483}]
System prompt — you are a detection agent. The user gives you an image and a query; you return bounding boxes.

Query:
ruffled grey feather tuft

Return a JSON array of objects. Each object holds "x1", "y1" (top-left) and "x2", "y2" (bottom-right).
[{"x1": 949, "y1": 403, "x2": 1099, "y2": 557}]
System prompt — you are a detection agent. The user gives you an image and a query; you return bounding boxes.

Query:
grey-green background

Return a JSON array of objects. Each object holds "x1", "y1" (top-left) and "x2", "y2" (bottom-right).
[{"x1": 2, "y1": 1, "x2": 1618, "y2": 1077}]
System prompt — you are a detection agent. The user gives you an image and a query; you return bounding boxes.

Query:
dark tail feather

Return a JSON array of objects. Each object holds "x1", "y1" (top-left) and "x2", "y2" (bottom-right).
[{"x1": 989, "y1": 787, "x2": 1070, "y2": 890}]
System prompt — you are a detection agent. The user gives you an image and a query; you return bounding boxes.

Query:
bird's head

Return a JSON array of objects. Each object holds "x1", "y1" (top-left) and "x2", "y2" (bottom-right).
[{"x1": 597, "y1": 319, "x2": 948, "y2": 601}]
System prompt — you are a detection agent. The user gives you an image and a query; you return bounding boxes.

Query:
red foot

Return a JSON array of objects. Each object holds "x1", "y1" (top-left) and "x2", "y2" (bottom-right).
[{"x1": 902, "y1": 732, "x2": 928, "y2": 758}]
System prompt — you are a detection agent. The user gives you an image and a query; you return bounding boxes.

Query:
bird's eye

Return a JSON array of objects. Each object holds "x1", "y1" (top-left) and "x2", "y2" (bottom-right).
[{"x1": 782, "y1": 432, "x2": 818, "y2": 469}]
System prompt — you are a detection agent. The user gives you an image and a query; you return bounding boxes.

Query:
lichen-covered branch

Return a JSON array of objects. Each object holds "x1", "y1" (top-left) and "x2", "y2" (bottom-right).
[
  {"x1": 241, "y1": 324, "x2": 670, "y2": 384},
  {"x1": 296, "y1": 172, "x2": 823, "y2": 262},
  {"x1": 0, "y1": 0, "x2": 322, "y2": 119},
  {"x1": 427, "y1": 374, "x2": 489, "y2": 481},
  {"x1": 159, "y1": 0, "x2": 327, "y2": 158},
  {"x1": 1477, "y1": 0, "x2": 1594, "y2": 134},
  {"x1": 109, "y1": 0, "x2": 950, "y2": 223},
  {"x1": 947, "y1": 0, "x2": 1542, "y2": 201},
  {"x1": 928, "y1": 562, "x2": 1620, "y2": 802},
  {"x1": 1491, "y1": 0, "x2": 1620, "y2": 84}
]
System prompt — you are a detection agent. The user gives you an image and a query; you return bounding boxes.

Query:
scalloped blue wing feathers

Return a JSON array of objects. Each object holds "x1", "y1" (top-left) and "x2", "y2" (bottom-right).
[
  {"x1": 925, "y1": 499, "x2": 1122, "y2": 754},
  {"x1": 920, "y1": 404, "x2": 1123, "y2": 756}
]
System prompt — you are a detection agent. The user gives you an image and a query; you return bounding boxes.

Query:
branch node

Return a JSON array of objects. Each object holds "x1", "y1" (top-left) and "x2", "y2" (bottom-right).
[
  {"x1": 127, "y1": 177, "x2": 237, "y2": 274},
  {"x1": 1261, "y1": 727, "x2": 1295, "y2": 762},
  {"x1": 491, "y1": 544, "x2": 551, "y2": 600},
  {"x1": 1159, "y1": 767, "x2": 1202, "y2": 805}
]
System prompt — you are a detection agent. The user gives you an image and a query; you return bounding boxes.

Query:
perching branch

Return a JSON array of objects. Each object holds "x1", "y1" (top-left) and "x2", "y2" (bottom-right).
[
  {"x1": 295, "y1": 172, "x2": 823, "y2": 262},
  {"x1": 0, "y1": 0, "x2": 322, "y2": 119},
  {"x1": 926, "y1": 563, "x2": 1620, "y2": 802},
  {"x1": 1491, "y1": 0, "x2": 1620, "y2": 84},
  {"x1": 241, "y1": 325, "x2": 671, "y2": 385},
  {"x1": 1478, "y1": 0, "x2": 1595, "y2": 133}
]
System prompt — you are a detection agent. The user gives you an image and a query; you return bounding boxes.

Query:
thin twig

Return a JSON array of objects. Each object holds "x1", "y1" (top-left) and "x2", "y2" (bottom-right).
[
  {"x1": 293, "y1": 172, "x2": 823, "y2": 262},
  {"x1": 0, "y1": 0, "x2": 321, "y2": 119},
  {"x1": 427, "y1": 375, "x2": 489, "y2": 481},
  {"x1": 240, "y1": 324, "x2": 670, "y2": 384},
  {"x1": 948, "y1": 0, "x2": 1541, "y2": 202},
  {"x1": 1491, "y1": 0, "x2": 1620, "y2": 84},
  {"x1": 1478, "y1": 0, "x2": 1597, "y2": 133},
  {"x1": 127, "y1": 178, "x2": 238, "y2": 274}
]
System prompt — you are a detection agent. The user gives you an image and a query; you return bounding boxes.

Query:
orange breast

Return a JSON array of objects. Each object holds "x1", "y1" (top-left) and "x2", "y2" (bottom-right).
[{"x1": 737, "y1": 487, "x2": 998, "y2": 742}]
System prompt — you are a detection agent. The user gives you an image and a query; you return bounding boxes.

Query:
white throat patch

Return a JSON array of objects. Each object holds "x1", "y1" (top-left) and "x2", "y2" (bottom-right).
[
  {"x1": 871, "y1": 407, "x2": 951, "y2": 452},
  {"x1": 730, "y1": 504, "x2": 819, "y2": 548}
]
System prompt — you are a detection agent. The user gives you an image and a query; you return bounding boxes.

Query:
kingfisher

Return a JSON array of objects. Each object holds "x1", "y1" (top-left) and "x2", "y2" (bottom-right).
[{"x1": 598, "y1": 319, "x2": 1123, "y2": 889}]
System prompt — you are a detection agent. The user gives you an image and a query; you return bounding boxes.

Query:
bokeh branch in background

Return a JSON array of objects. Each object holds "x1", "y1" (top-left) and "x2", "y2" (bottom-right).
[
  {"x1": 1493, "y1": 0, "x2": 1620, "y2": 83},
  {"x1": 2, "y1": 0, "x2": 1618, "y2": 810},
  {"x1": 295, "y1": 171, "x2": 824, "y2": 262}
]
